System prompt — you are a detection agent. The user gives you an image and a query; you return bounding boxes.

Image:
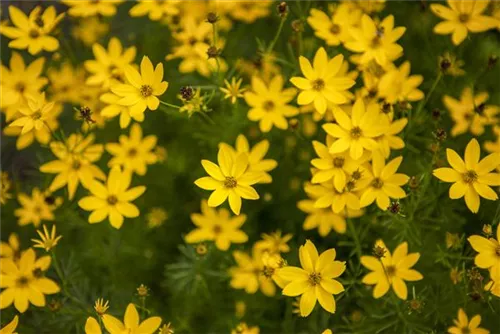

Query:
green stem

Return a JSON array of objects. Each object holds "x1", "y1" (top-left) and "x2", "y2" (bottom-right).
[
  {"x1": 159, "y1": 100, "x2": 181, "y2": 109},
  {"x1": 198, "y1": 111, "x2": 216, "y2": 125},
  {"x1": 346, "y1": 214, "x2": 362, "y2": 260},
  {"x1": 51, "y1": 251, "x2": 88, "y2": 309},
  {"x1": 416, "y1": 72, "x2": 442, "y2": 116},
  {"x1": 267, "y1": 16, "x2": 287, "y2": 54}
]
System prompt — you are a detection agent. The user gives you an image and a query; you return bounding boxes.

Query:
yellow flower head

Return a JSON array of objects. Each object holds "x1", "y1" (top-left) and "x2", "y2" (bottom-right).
[
  {"x1": 468, "y1": 224, "x2": 500, "y2": 277},
  {"x1": 431, "y1": 0, "x2": 498, "y2": 45},
  {"x1": 31, "y1": 224, "x2": 62, "y2": 252},
  {"x1": 447, "y1": 308, "x2": 490, "y2": 334},
  {"x1": 361, "y1": 240, "x2": 423, "y2": 300},
  {"x1": 231, "y1": 322, "x2": 260, "y2": 334},
  {"x1": 129, "y1": 0, "x2": 180, "y2": 21},
  {"x1": 14, "y1": 188, "x2": 59, "y2": 227},
  {"x1": 290, "y1": 47, "x2": 355, "y2": 115},
  {"x1": 378, "y1": 61, "x2": 424, "y2": 104},
  {"x1": 307, "y1": 5, "x2": 361, "y2": 46},
  {"x1": 1, "y1": 172, "x2": 13, "y2": 205},
  {"x1": 146, "y1": 207, "x2": 168, "y2": 228},
  {"x1": 185, "y1": 200, "x2": 248, "y2": 251},
  {"x1": 78, "y1": 166, "x2": 146, "y2": 229},
  {"x1": 62, "y1": 0, "x2": 125, "y2": 17},
  {"x1": 8, "y1": 92, "x2": 55, "y2": 135},
  {"x1": 0, "y1": 233, "x2": 21, "y2": 263},
  {"x1": 72, "y1": 17, "x2": 109, "y2": 46},
  {"x1": 194, "y1": 145, "x2": 262, "y2": 215},
  {"x1": 433, "y1": 138, "x2": 500, "y2": 213},
  {"x1": 94, "y1": 298, "x2": 109, "y2": 316},
  {"x1": 102, "y1": 303, "x2": 162, "y2": 334},
  {"x1": 279, "y1": 240, "x2": 346, "y2": 317},
  {"x1": 307, "y1": 181, "x2": 361, "y2": 214},
  {"x1": 253, "y1": 230, "x2": 293, "y2": 255},
  {"x1": 220, "y1": 77, "x2": 247, "y2": 104}
]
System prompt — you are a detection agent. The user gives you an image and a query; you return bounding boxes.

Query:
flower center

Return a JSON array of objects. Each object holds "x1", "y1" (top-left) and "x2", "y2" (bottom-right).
[
  {"x1": 140, "y1": 85, "x2": 153, "y2": 97},
  {"x1": 312, "y1": 79, "x2": 325, "y2": 91},
  {"x1": 330, "y1": 24, "x2": 340, "y2": 34},
  {"x1": 371, "y1": 36, "x2": 381, "y2": 48},
  {"x1": 16, "y1": 275, "x2": 30, "y2": 287},
  {"x1": 496, "y1": 246, "x2": 500, "y2": 257},
  {"x1": 461, "y1": 328, "x2": 470, "y2": 334},
  {"x1": 372, "y1": 177, "x2": 384, "y2": 189},
  {"x1": 72, "y1": 160, "x2": 81, "y2": 170},
  {"x1": 459, "y1": 13, "x2": 469, "y2": 23},
  {"x1": 262, "y1": 266, "x2": 275, "y2": 278},
  {"x1": 213, "y1": 225, "x2": 222, "y2": 234},
  {"x1": 29, "y1": 29, "x2": 40, "y2": 38},
  {"x1": 15, "y1": 82, "x2": 26, "y2": 93},
  {"x1": 263, "y1": 100, "x2": 275, "y2": 111},
  {"x1": 462, "y1": 170, "x2": 477, "y2": 184},
  {"x1": 128, "y1": 148, "x2": 138, "y2": 157},
  {"x1": 31, "y1": 111, "x2": 42, "y2": 120},
  {"x1": 32, "y1": 268, "x2": 44, "y2": 278},
  {"x1": 333, "y1": 157, "x2": 345, "y2": 168},
  {"x1": 351, "y1": 169, "x2": 362, "y2": 180},
  {"x1": 385, "y1": 265, "x2": 396, "y2": 277},
  {"x1": 308, "y1": 272, "x2": 322, "y2": 286},
  {"x1": 107, "y1": 195, "x2": 118, "y2": 205},
  {"x1": 224, "y1": 176, "x2": 237, "y2": 188},
  {"x1": 350, "y1": 126, "x2": 363, "y2": 139}
]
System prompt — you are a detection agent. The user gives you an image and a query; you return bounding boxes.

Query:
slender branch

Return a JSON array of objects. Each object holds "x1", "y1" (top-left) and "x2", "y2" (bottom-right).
[
  {"x1": 346, "y1": 214, "x2": 362, "y2": 260},
  {"x1": 267, "y1": 16, "x2": 287, "y2": 54},
  {"x1": 159, "y1": 100, "x2": 181, "y2": 109}
]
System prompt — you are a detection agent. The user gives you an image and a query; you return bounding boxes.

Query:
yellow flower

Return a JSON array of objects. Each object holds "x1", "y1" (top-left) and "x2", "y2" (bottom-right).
[
  {"x1": 158, "y1": 322, "x2": 175, "y2": 334},
  {"x1": 94, "y1": 298, "x2": 109, "y2": 316},
  {"x1": 146, "y1": 207, "x2": 168, "y2": 228},
  {"x1": 344, "y1": 15, "x2": 406, "y2": 65},
  {"x1": 361, "y1": 240, "x2": 423, "y2": 300},
  {"x1": 433, "y1": 138, "x2": 500, "y2": 213},
  {"x1": 47, "y1": 63, "x2": 87, "y2": 104},
  {"x1": 468, "y1": 225, "x2": 500, "y2": 278},
  {"x1": 129, "y1": 0, "x2": 180, "y2": 21},
  {"x1": 323, "y1": 98, "x2": 385, "y2": 159},
  {"x1": 450, "y1": 267, "x2": 463, "y2": 285},
  {"x1": 194, "y1": 145, "x2": 262, "y2": 215},
  {"x1": 78, "y1": 166, "x2": 146, "y2": 229},
  {"x1": 85, "y1": 317, "x2": 102, "y2": 334},
  {"x1": 322, "y1": 330, "x2": 332, "y2": 334},
  {"x1": 378, "y1": 61, "x2": 424, "y2": 104},
  {"x1": 438, "y1": 52, "x2": 465, "y2": 76},
  {"x1": 254, "y1": 231, "x2": 292, "y2": 255},
  {"x1": 72, "y1": 17, "x2": 109, "y2": 47},
  {"x1": 31, "y1": 225, "x2": 62, "y2": 252},
  {"x1": 220, "y1": 77, "x2": 246, "y2": 104},
  {"x1": 306, "y1": 181, "x2": 361, "y2": 214},
  {"x1": 0, "y1": 233, "x2": 21, "y2": 263},
  {"x1": 0, "y1": 315, "x2": 19, "y2": 334},
  {"x1": 227, "y1": 1, "x2": 272, "y2": 23},
  {"x1": 106, "y1": 123, "x2": 158, "y2": 176},
  {"x1": 447, "y1": 308, "x2": 490, "y2": 334},
  {"x1": 185, "y1": 200, "x2": 248, "y2": 251},
  {"x1": 219, "y1": 134, "x2": 277, "y2": 184},
  {"x1": 443, "y1": 88, "x2": 498, "y2": 137},
  {"x1": 102, "y1": 303, "x2": 162, "y2": 334},
  {"x1": 307, "y1": 5, "x2": 360, "y2": 46},
  {"x1": 431, "y1": 0, "x2": 498, "y2": 45},
  {"x1": 484, "y1": 267, "x2": 500, "y2": 297},
  {"x1": 290, "y1": 47, "x2": 355, "y2": 114},
  {"x1": 231, "y1": 322, "x2": 260, "y2": 334},
  {"x1": 100, "y1": 92, "x2": 138, "y2": 129},
  {"x1": 15, "y1": 188, "x2": 59, "y2": 227},
  {"x1": 0, "y1": 6, "x2": 64, "y2": 55},
  {"x1": 244, "y1": 75, "x2": 298, "y2": 132},
  {"x1": 279, "y1": 240, "x2": 345, "y2": 317},
  {"x1": 62, "y1": 0, "x2": 125, "y2": 17},
  {"x1": 0, "y1": 248, "x2": 60, "y2": 313},
  {"x1": 40, "y1": 133, "x2": 105, "y2": 200},
  {"x1": 111, "y1": 56, "x2": 169, "y2": 117},
  {"x1": 8, "y1": 92, "x2": 55, "y2": 135},
  {"x1": 360, "y1": 153, "x2": 409, "y2": 210},
  {"x1": 1, "y1": 172, "x2": 13, "y2": 205}
]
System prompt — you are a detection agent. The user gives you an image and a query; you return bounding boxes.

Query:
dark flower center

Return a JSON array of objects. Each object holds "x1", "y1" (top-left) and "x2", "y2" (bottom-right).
[
  {"x1": 333, "y1": 157, "x2": 345, "y2": 168},
  {"x1": 140, "y1": 85, "x2": 153, "y2": 97},
  {"x1": 29, "y1": 29, "x2": 40, "y2": 38},
  {"x1": 330, "y1": 24, "x2": 341, "y2": 34},
  {"x1": 107, "y1": 195, "x2": 118, "y2": 205},
  {"x1": 15, "y1": 82, "x2": 26, "y2": 93},
  {"x1": 312, "y1": 79, "x2": 325, "y2": 91},
  {"x1": 16, "y1": 275, "x2": 30, "y2": 287},
  {"x1": 372, "y1": 177, "x2": 384, "y2": 189},
  {"x1": 462, "y1": 170, "x2": 477, "y2": 184},
  {"x1": 224, "y1": 176, "x2": 237, "y2": 188},
  {"x1": 350, "y1": 127, "x2": 363, "y2": 139},
  {"x1": 72, "y1": 160, "x2": 81, "y2": 170},
  {"x1": 459, "y1": 13, "x2": 469, "y2": 23},
  {"x1": 128, "y1": 148, "x2": 138, "y2": 157},
  {"x1": 308, "y1": 272, "x2": 321, "y2": 286},
  {"x1": 385, "y1": 265, "x2": 396, "y2": 277},
  {"x1": 213, "y1": 225, "x2": 222, "y2": 234},
  {"x1": 263, "y1": 100, "x2": 275, "y2": 111}
]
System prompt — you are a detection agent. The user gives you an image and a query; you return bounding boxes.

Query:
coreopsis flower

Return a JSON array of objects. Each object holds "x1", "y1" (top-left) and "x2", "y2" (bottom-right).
[
  {"x1": 227, "y1": 1, "x2": 272, "y2": 23},
  {"x1": 158, "y1": 322, "x2": 175, "y2": 334},
  {"x1": 360, "y1": 153, "x2": 409, "y2": 210},
  {"x1": 194, "y1": 145, "x2": 262, "y2": 215},
  {"x1": 47, "y1": 63, "x2": 87, "y2": 104},
  {"x1": 40, "y1": 133, "x2": 106, "y2": 200},
  {"x1": 279, "y1": 240, "x2": 346, "y2": 317},
  {"x1": 100, "y1": 92, "x2": 137, "y2": 128},
  {"x1": 219, "y1": 134, "x2": 277, "y2": 183},
  {"x1": 220, "y1": 77, "x2": 246, "y2": 104},
  {"x1": 0, "y1": 6, "x2": 64, "y2": 55},
  {"x1": 468, "y1": 225, "x2": 500, "y2": 278},
  {"x1": 433, "y1": 138, "x2": 500, "y2": 213},
  {"x1": 236, "y1": 52, "x2": 281, "y2": 84},
  {"x1": 307, "y1": 181, "x2": 362, "y2": 214},
  {"x1": 72, "y1": 17, "x2": 109, "y2": 46},
  {"x1": 254, "y1": 231, "x2": 292, "y2": 254},
  {"x1": 106, "y1": 123, "x2": 158, "y2": 176},
  {"x1": 484, "y1": 267, "x2": 500, "y2": 297},
  {"x1": 484, "y1": 126, "x2": 500, "y2": 160},
  {"x1": 146, "y1": 207, "x2": 168, "y2": 228},
  {"x1": 244, "y1": 75, "x2": 298, "y2": 132},
  {"x1": 361, "y1": 240, "x2": 423, "y2": 300},
  {"x1": 94, "y1": 298, "x2": 109, "y2": 316},
  {"x1": 111, "y1": 56, "x2": 169, "y2": 116},
  {"x1": 0, "y1": 233, "x2": 21, "y2": 263},
  {"x1": 443, "y1": 88, "x2": 498, "y2": 137},
  {"x1": 447, "y1": 308, "x2": 490, "y2": 334},
  {"x1": 376, "y1": 112, "x2": 408, "y2": 158},
  {"x1": 7, "y1": 92, "x2": 55, "y2": 135},
  {"x1": 231, "y1": 322, "x2": 260, "y2": 334},
  {"x1": 102, "y1": 303, "x2": 162, "y2": 334},
  {"x1": 344, "y1": 15, "x2": 405, "y2": 66},
  {"x1": 438, "y1": 52, "x2": 465, "y2": 76},
  {"x1": 185, "y1": 200, "x2": 248, "y2": 251},
  {"x1": 0, "y1": 248, "x2": 60, "y2": 312},
  {"x1": 0, "y1": 172, "x2": 13, "y2": 205},
  {"x1": 85, "y1": 317, "x2": 101, "y2": 334},
  {"x1": 0, "y1": 315, "x2": 18, "y2": 334},
  {"x1": 378, "y1": 61, "x2": 424, "y2": 104},
  {"x1": 290, "y1": 47, "x2": 355, "y2": 114},
  {"x1": 62, "y1": 0, "x2": 125, "y2": 17},
  {"x1": 15, "y1": 188, "x2": 58, "y2": 227},
  {"x1": 129, "y1": 0, "x2": 180, "y2": 21},
  {"x1": 431, "y1": 0, "x2": 498, "y2": 45},
  {"x1": 307, "y1": 5, "x2": 360, "y2": 46},
  {"x1": 84, "y1": 37, "x2": 137, "y2": 89},
  {"x1": 78, "y1": 166, "x2": 146, "y2": 229},
  {"x1": 31, "y1": 225, "x2": 62, "y2": 252},
  {"x1": 323, "y1": 98, "x2": 386, "y2": 160}
]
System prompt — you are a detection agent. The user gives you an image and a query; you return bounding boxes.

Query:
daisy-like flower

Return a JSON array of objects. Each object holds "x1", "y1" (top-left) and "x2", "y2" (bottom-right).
[
  {"x1": 219, "y1": 134, "x2": 277, "y2": 183},
  {"x1": 0, "y1": 233, "x2": 21, "y2": 263},
  {"x1": 31, "y1": 225, "x2": 62, "y2": 252},
  {"x1": 220, "y1": 77, "x2": 246, "y2": 104},
  {"x1": 8, "y1": 92, "x2": 55, "y2": 135},
  {"x1": 146, "y1": 207, "x2": 168, "y2": 228},
  {"x1": 15, "y1": 188, "x2": 59, "y2": 227},
  {"x1": 129, "y1": 0, "x2": 180, "y2": 21},
  {"x1": 231, "y1": 323, "x2": 260, "y2": 334},
  {"x1": 111, "y1": 56, "x2": 169, "y2": 117},
  {"x1": 62, "y1": 0, "x2": 125, "y2": 17},
  {"x1": 360, "y1": 153, "x2": 410, "y2": 210},
  {"x1": 105, "y1": 123, "x2": 158, "y2": 176},
  {"x1": 0, "y1": 172, "x2": 13, "y2": 206},
  {"x1": 290, "y1": 47, "x2": 355, "y2": 114},
  {"x1": 279, "y1": 240, "x2": 346, "y2": 317},
  {"x1": 40, "y1": 133, "x2": 105, "y2": 200},
  {"x1": 194, "y1": 145, "x2": 262, "y2": 215},
  {"x1": 185, "y1": 200, "x2": 248, "y2": 251},
  {"x1": 447, "y1": 308, "x2": 489, "y2": 334},
  {"x1": 307, "y1": 181, "x2": 362, "y2": 214},
  {"x1": 244, "y1": 75, "x2": 298, "y2": 132},
  {"x1": 307, "y1": 5, "x2": 360, "y2": 46},
  {"x1": 0, "y1": 248, "x2": 60, "y2": 313},
  {"x1": 345, "y1": 14, "x2": 405, "y2": 66},
  {"x1": 361, "y1": 240, "x2": 423, "y2": 300},
  {"x1": 78, "y1": 166, "x2": 146, "y2": 229},
  {"x1": 94, "y1": 298, "x2": 109, "y2": 316},
  {"x1": 0, "y1": 315, "x2": 19, "y2": 334},
  {"x1": 72, "y1": 17, "x2": 109, "y2": 47},
  {"x1": 102, "y1": 303, "x2": 162, "y2": 334},
  {"x1": 254, "y1": 231, "x2": 293, "y2": 255},
  {"x1": 323, "y1": 98, "x2": 386, "y2": 160},
  {"x1": 0, "y1": 6, "x2": 65, "y2": 55},
  {"x1": 468, "y1": 224, "x2": 500, "y2": 278},
  {"x1": 378, "y1": 61, "x2": 424, "y2": 104},
  {"x1": 433, "y1": 138, "x2": 500, "y2": 213},
  {"x1": 100, "y1": 92, "x2": 138, "y2": 129},
  {"x1": 376, "y1": 112, "x2": 408, "y2": 158},
  {"x1": 431, "y1": 0, "x2": 498, "y2": 45}
]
